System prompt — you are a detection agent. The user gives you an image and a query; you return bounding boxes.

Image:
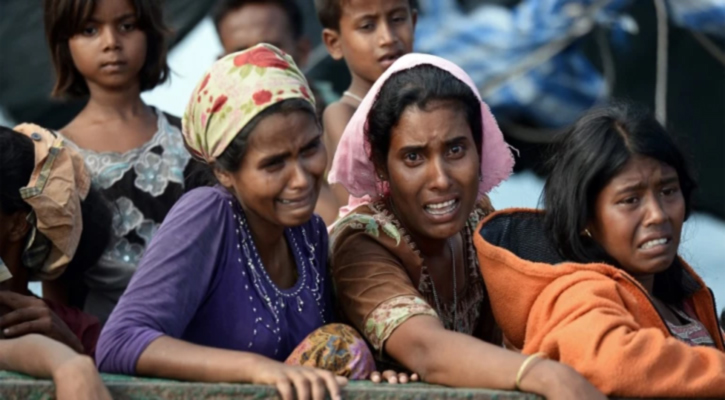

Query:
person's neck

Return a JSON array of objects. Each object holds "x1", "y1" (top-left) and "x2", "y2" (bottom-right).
[
  {"x1": 635, "y1": 273, "x2": 656, "y2": 295},
  {"x1": 83, "y1": 82, "x2": 150, "y2": 121},
  {"x1": 346, "y1": 73, "x2": 374, "y2": 100},
  {"x1": 388, "y1": 198, "x2": 448, "y2": 259},
  {"x1": 241, "y1": 204, "x2": 287, "y2": 267}
]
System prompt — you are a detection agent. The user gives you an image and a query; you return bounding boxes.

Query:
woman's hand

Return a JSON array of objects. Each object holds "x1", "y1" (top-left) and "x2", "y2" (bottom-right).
[
  {"x1": 370, "y1": 370, "x2": 419, "y2": 384},
  {"x1": 52, "y1": 355, "x2": 112, "y2": 400},
  {"x1": 253, "y1": 358, "x2": 348, "y2": 400},
  {"x1": 523, "y1": 359, "x2": 606, "y2": 400},
  {"x1": 0, "y1": 292, "x2": 83, "y2": 353}
]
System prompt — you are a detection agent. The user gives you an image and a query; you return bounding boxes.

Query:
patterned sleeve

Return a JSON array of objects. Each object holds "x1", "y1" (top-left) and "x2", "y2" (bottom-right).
[
  {"x1": 330, "y1": 218, "x2": 438, "y2": 353},
  {"x1": 364, "y1": 295, "x2": 437, "y2": 351}
]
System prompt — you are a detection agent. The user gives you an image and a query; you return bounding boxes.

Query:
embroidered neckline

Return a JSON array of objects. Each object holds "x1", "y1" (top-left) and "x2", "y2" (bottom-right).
[{"x1": 365, "y1": 199, "x2": 489, "y2": 333}]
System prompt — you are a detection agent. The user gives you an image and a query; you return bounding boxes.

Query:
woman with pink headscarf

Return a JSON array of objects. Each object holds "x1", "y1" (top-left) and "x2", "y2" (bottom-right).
[{"x1": 328, "y1": 54, "x2": 605, "y2": 399}]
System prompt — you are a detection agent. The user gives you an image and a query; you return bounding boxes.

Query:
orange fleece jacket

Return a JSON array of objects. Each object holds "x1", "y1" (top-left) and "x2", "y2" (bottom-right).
[{"x1": 474, "y1": 208, "x2": 725, "y2": 398}]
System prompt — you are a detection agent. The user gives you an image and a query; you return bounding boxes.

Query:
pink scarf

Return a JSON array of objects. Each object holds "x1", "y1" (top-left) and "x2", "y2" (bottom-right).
[{"x1": 328, "y1": 53, "x2": 515, "y2": 215}]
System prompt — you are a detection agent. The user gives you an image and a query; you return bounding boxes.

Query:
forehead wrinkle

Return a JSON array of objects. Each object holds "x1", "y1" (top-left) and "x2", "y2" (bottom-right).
[{"x1": 391, "y1": 107, "x2": 469, "y2": 150}]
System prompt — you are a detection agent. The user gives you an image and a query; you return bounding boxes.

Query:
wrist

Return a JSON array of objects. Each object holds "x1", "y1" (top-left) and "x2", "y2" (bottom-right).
[
  {"x1": 51, "y1": 354, "x2": 94, "y2": 381},
  {"x1": 517, "y1": 359, "x2": 561, "y2": 395},
  {"x1": 234, "y1": 352, "x2": 275, "y2": 383}
]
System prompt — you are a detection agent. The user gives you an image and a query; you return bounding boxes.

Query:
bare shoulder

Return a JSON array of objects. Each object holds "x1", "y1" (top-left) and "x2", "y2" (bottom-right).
[{"x1": 322, "y1": 101, "x2": 357, "y2": 142}]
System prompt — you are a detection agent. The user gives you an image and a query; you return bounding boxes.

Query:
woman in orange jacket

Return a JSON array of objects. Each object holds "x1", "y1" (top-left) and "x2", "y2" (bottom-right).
[{"x1": 475, "y1": 101, "x2": 725, "y2": 398}]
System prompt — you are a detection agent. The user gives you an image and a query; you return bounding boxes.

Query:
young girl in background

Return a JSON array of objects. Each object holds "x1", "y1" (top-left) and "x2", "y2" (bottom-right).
[{"x1": 43, "y1": 0, "x2": 193, "y2": 323}]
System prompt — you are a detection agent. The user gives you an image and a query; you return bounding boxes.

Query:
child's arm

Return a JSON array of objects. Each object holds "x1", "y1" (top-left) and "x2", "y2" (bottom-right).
[
  {"x1": 322, "y1": 102, "x2": 357, "y2": 207},
  {"x1": 0, "y1": 334, "x2": 110, "y2": 400}
]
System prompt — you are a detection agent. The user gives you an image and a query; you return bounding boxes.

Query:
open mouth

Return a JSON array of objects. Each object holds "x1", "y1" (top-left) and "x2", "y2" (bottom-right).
[
  {"x1": 639, "y1": 237, "x2": 671, "y2": 250},
  {"x1": 378, "y1": 53, "x2": 402, "y2": 67},
  {"x1": 277, "y1": 192, "x2": 312, "y2": 207},
  {"x1": 423, "y1": 199, "x2": 460, "y2": 216}
]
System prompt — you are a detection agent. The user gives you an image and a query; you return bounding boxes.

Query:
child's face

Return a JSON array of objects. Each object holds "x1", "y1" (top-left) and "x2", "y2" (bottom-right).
[
  {"x1": 325, "y1": 0, "x2": 416, "y2": 85},
  {"x1": 589, "y1": 156, "x2": 685, "y2": 278},
  {"x1": 217, "y1": 4, "x2": 308, "y2": 67},
  {"x1": 68, "y1": 0, "x2": 147, "y2": 93}
]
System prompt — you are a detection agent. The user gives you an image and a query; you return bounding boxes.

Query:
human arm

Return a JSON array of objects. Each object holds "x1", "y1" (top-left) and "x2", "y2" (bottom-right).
[
  {"x1": 524, "y1": 272, "x2": 725, "y2": 398},
  {"x1": 97, "y1": 189, "x2": 344, "y2": 400},
  {"x1": 322, "y1": 102, "x2": 355, "y2": 206},
  {"x1": 0, "y1": 334, "x2": 110, "y2": 400},
  {"x1": 330, "y1": 228, "x2": 603, "y2": 399},
  {"x1": 0, "y1": 291, "x2": 85, "y2": 354},
  {"x1": 386, "y1": 315, "x2": 599, "y2": 397},
  {"x1": 137, "y1": 335, "x2": 346, "y2": 400}
]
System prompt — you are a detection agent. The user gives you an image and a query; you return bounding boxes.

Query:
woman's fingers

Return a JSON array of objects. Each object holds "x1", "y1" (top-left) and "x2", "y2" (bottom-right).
[
  {"x1": 319, "y1": 371, "x2": 343, "y2": 400},
  {"x1": 398, "y1": 372, "x2": 408, "y2": 384},
  {"x1": 275, "y1": 378, "x2": 294, "y2": 400},
  {"x1": 381, "y1": 370, "x2": 398, "y2": 384},
  {"x1": 411, "y1": 373, "x2": 419, "y2": 382},
  {"x1": 303, "y1": 370, "x2": 327, "y2": 400},
  {"x1": 0, "y1": 291, "x2": 37, "y2": 309},
  {"x1": 3, "y1": 319, "x2": 47, "y2": 337},
  {"x1": 290, "y1": 371, "x2": 312, "y2": 400},
  {"x1": 0, "y1": 307, "x2": 42, "y2": 330}
]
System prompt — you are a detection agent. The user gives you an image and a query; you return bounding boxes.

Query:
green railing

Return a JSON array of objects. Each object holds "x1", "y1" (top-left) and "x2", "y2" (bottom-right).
[{"x1": 0, "y1": 372, "x2": 695, "y2": 400}]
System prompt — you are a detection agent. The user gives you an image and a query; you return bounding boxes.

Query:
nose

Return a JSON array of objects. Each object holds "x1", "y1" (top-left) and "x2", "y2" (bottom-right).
[
  {"x1": 377, "y1": 21, "x2": 395, "y2": 47},
  {"x1": 101, "y1": 26, "x2": 121, "y2": 51},
  {"x1": 287, "y1": 161, "x2": 310, "y2": 192},
  {"x1": 427, "y1": 156, "x2": 452, "y2": 192},
  {"x1": 642, "y1": 194, "x2": 667, "y2": 227}
]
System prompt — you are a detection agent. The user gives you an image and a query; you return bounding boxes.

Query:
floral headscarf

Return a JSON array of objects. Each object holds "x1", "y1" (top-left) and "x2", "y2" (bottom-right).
[
  {"x1": 328, "y1": 53, "x2": 515, "y2": 213},
  {"x1": 182, "y1": 43, "x2": 315, "y2": 164},
  {"x1": 11, "y1": 123, "x2": 91, "y2": 280}
]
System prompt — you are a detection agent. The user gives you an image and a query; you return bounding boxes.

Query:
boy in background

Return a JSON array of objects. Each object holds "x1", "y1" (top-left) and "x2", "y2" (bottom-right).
[{"x1": 316, "y1": 0, "x2": 416, "y2": 207}]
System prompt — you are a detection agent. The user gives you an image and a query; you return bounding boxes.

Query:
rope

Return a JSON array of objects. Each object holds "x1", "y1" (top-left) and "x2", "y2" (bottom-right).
[{"x1": 654, "y1": 0, "x2": 669, "y2": 125}]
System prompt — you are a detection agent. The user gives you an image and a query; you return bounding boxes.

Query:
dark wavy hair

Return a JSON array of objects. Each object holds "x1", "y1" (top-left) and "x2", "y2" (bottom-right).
[
  {"x1": 366, "y1": 64, "x2": 482, "y2": 172},
  {"x1": 0, "y1": 126, "x2": 112, "y2": 281},
  {"x1": 543, "y1": 101, "x2": 698, "y2": 304},
  {"x1": 44, "y1": 0, "x2": 170, "y2": 98}
]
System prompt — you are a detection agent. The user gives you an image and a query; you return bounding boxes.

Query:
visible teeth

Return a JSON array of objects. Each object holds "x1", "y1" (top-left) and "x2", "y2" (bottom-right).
[
  {"x1": 280, "y1": 199, "x2": 292, "y2": 204},
  {"x1": 427, "y1": 200, "x2": 455, "y2": 209},
  {"x1": 424, "y1": 200, "x2": 457, "y2": 215},
  {"x1": 641, "y1": 238, "x2": 668, "y2": 250}
]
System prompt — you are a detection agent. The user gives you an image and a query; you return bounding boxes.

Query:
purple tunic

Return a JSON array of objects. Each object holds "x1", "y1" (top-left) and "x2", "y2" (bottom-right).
[{"x1": 96, "y1": 186, "x2": 333, "y2": 374}]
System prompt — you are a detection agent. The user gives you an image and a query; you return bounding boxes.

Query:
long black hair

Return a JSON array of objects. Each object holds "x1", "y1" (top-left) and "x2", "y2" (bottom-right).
[
  {"x1": 0, "y1": 126, "x2": 112, "y2": 280},
  {"x1": 366, "y1": 64, "x2": 482, "y2": 172},
  {"x1": 543, "y1": 101, "x2": 698, "y2": 304}
]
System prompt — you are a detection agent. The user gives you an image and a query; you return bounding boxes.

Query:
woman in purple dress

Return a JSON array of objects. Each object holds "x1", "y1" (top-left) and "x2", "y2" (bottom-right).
[{"x1": 96, "y1": 44, "x2": 375, "y2": 400}]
